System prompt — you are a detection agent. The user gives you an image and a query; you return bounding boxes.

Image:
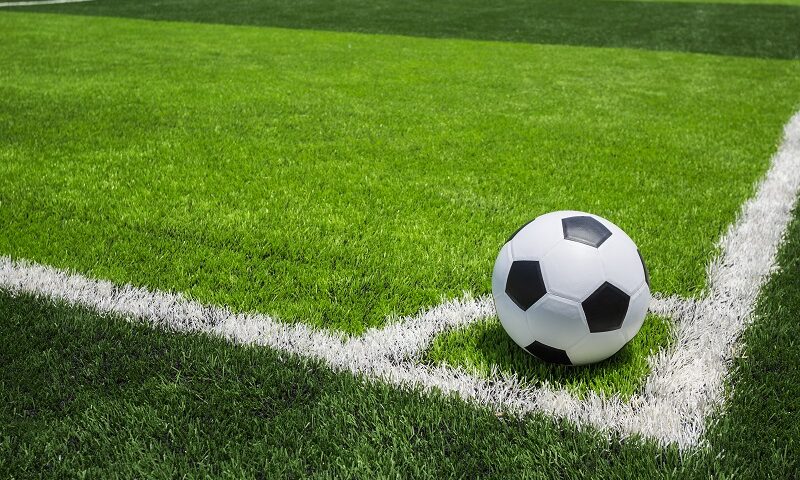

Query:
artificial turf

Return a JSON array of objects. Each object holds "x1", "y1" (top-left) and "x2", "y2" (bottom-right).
[
  {"x1": 2, "y1": 198, "x2": 800, "y2": 477},
  {"x1": 2, "y1": 12, "x2": 800, "y2": 335},
  {"x1": 425, "y1": 313, "x2": 673, "y2": 399},
  {"x1": 2, "y1": 2, "x2": 800, "y2": 472},
  {"x1": 8, "y1": 0, "x2": 800, "y2": 59}
]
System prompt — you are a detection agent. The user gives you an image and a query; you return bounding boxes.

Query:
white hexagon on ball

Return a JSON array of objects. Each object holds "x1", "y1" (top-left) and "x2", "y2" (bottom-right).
[{"x1": 491, "y1": 210, "x2": 651, "y2": 366}]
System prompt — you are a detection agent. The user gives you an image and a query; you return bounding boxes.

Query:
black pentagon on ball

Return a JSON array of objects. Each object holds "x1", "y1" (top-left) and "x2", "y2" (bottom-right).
[
  {"x1": 505, "y1": 260, "x2": 546, "y2": 311},
  {"x1": 525, "y1": 341, "x2": 572, "y2": 365},
  {"x1": 582, "y1": 282, "x2": 630, "y2": 333},
  {"x1": 562, "y1": 216, "x2": 612, "y2": 248}
]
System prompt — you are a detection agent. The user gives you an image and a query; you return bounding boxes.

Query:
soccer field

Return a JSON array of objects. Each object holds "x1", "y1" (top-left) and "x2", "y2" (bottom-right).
[{"x1": 1, "y1": 0, "x2": 799, "y2": 476}]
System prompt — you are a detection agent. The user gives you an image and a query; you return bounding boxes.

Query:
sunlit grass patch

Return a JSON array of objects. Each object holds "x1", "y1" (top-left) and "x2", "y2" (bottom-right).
[{"x1": 2, "y1": 13, "x2": 800, "y2": 334}]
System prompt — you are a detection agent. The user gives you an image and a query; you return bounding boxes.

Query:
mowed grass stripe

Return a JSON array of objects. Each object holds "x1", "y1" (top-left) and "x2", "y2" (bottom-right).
[
  {"x1": 7, "y1": 0, "x2": 800, "y2": 59},
  {"x1": 2, "y1": 13, "x2": 800, "y2": 333}
]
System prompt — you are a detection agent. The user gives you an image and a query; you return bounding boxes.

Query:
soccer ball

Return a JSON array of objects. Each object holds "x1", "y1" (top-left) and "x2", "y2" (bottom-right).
[{"x1": 492, "y1": 211, "x2": 650, "y2": 366}]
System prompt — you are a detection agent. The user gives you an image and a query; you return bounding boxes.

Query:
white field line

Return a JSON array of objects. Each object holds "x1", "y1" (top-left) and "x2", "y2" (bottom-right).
[
  {"x1": 0, "y1": 0, "x2": 92, "y2": 7},
  {"x1": 358, "y1": 293, "x2": 692, "y2": 362},
  {"x1": 1, "y1": 111, "x2": 798, "y2": 450}
]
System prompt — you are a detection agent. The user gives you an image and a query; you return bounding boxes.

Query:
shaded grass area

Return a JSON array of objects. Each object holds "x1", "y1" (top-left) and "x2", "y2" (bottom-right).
[
  {"x1": 701, "y1": 199, "x2": 800, "y2": 471},
  {"x1": 622, "y1": 0, "x2": 800, "y2": 4},
  {"x1": 425, "y1": 314, "x2": 672, "y2": 399},
  {"x1": 2, "y1": 197, "x2": 800, "y2": 476},
  {"x1": 8, "y1": 0, "x2": 800, "y2": 59},
  {"x1": 0, "y1": 292, "x2": 670, "y2": 478},
  {"x1": 2, "y1": 14, "x2": 800, "y2": 333}
]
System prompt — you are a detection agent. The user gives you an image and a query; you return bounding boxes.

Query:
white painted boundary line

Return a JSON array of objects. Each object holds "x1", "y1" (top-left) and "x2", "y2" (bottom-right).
[
  {"x1": 0, "y1": 0, "x2": 92, "y2": 7},
  {"x1": 1, "y1": 111, "x2": 798, "y2": 450}
]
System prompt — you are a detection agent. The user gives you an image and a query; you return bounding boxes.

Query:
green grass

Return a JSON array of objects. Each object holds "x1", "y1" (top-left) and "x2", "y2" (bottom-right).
[
  {"x1": 0, "y1": 292, "x2": 672, "y2": 478},
  {"x1": 425, "y1": 314, "x2": 672, "y2": 399},
  {"x1": 631, "y1": 0, "x2": 800, "y2": 4},
  {"x1": 2, "y1": 198, "x2": 800, "y2": 477},
  {"x1": 621, "y1": 0, "x2": 800, "y2": 4},
  {"x1": 2, "y1": 0, "x2": 798, "y2": 473},
  {"x1": 2, "y1": 12, "x2": 800, "y2": 335},
  {"x1": 702, "y1": 201, "x2": 800, "y2": 472},
  {"x1": 10, "y1": 0, "x2": 800, "y2": 59}
]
